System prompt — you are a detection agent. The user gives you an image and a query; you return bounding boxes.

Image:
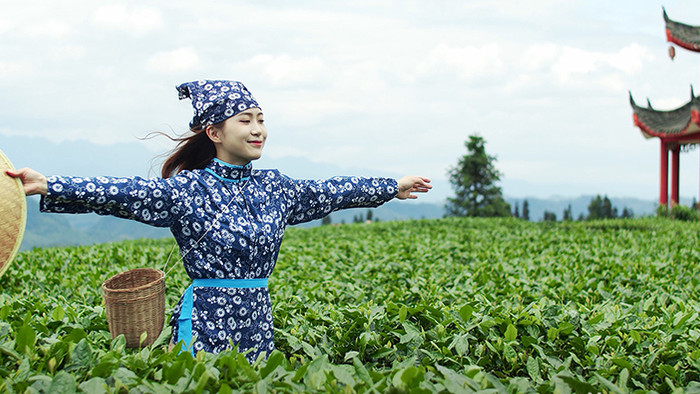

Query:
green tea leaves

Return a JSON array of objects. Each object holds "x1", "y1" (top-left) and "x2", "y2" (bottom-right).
[
  {"x1": 2, "y1": 218, "x2": 700, "y2": 391},
  {"x1": 15, "y1": 323, "x2": 35, "y2": 354},
  {"x1": 504, "y1": 323, "x2": 517, "y2": 342}
]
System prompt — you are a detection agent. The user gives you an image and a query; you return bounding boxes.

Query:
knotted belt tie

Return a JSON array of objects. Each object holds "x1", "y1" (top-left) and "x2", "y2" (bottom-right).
[{"x1": 178, "y1": 278, "x2": 269, "y2": 353}]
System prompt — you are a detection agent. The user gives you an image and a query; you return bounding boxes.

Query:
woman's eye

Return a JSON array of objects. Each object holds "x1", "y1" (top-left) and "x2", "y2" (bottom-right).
[{"x1": 240, "y1": 119, "x2": 251, "y2": 124}]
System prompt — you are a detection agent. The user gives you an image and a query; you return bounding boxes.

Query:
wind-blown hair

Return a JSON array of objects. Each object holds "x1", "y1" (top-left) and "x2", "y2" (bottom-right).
[{"x1": 159, "y1": 124, "x2": 218, "y2": 178}]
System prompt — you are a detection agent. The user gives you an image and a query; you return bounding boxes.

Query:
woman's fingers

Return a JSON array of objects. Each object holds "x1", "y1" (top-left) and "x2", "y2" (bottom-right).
[
  {"x1": 5, "y1": 167, "x2": 48, "y2": 196},
  {"x1": 396, "y1": 176, "x2": 432, "y2": 200}
]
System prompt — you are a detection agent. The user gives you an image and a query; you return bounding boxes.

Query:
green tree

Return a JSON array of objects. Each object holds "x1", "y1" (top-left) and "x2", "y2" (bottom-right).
[
  {"x1": 543, "y1": 211, "x2": 557, "y2": 222},
  {"x1": 522, "y1": 200, "x2": 530, "y2": 221},
  {"x1": 587, "y1": 195, "x2": 603, "y2": 220},
  {"x1": 562, "y1": 204, "x2": 572, "y2": 221},
  {"x1": 620, "y1": 207, "x2": 633, "y2": 218},
  {"x1": 601, "y1": 196, "x2": 617, "y2": 219},
  {"x1": 587, "y1": 195, "x2": 618, "y2": 220},
  {"x1": 513, "y1": 203, "x2": 520, "y2": 218},
  {"x1": 446, "y1": 135, "x2": 510, "y2": 217}
]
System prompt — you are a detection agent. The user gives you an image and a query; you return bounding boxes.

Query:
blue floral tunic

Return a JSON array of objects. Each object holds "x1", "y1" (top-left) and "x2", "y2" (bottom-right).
[{"x1": 40, "y1": 158, "x2": 398, "y2": 359}]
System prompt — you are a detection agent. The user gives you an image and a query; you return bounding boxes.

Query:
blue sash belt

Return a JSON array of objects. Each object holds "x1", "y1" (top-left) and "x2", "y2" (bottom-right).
[{"x1": 177, "y1": 278, "x2": 268, "y2": 353}]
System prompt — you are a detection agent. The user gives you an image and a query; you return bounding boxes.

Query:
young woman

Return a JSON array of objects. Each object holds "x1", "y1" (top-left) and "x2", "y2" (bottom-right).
[{"x1": 7, "y1": 80, "x2": 432, "y2": 360}]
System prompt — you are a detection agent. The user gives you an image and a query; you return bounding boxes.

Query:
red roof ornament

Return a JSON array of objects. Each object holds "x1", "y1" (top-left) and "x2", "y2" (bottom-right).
[{"x1": 669, "y1": 45, "x2": 676, "y2": 60}]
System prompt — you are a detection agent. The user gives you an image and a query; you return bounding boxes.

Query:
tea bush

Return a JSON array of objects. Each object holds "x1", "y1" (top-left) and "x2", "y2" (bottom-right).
[{"x1": 1, "y1": 217, "x2": 699, "y2": 392}]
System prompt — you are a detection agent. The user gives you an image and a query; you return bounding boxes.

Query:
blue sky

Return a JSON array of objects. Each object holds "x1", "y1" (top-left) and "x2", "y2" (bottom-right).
[{"x1": 2, "y1": 0, "x2": 700, "y2": 203}]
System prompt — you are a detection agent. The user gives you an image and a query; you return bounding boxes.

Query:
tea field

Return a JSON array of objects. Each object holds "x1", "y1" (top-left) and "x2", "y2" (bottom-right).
[{"x1": 1, "y1": 217, "x2": 700, "y2": 393}]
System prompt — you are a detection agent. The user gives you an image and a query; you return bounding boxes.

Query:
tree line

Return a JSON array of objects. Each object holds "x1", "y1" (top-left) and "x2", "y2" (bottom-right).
[
  {"x1": 511, "y1": 195, "x2": 634, "y2": 222},
  {"x1": 321, "y1": 209, "x2": 377, "y2": 226},
  {"x1": 445, "y1": 134, "x2": 642, "y2": 221}
]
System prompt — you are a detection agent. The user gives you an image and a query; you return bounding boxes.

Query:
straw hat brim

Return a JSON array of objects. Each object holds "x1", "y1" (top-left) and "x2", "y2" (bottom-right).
[{"x1": 0, "y1": 149, "x2": 27, "y2": 277}]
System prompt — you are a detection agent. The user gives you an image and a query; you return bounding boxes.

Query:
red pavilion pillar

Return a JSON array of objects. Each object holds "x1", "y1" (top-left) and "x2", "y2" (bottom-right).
[
  {"x1": 660, "y1": 140, "x2": 668, "y2": 208},
  {"x1": 671, "y1": 145, "x2": 681, "y2": 205}
]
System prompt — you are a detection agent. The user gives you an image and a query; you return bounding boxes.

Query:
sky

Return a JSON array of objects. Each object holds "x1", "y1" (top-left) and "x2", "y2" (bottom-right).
[{"x1": 2, "y1": 0, "x2": 700, "y2": 203}]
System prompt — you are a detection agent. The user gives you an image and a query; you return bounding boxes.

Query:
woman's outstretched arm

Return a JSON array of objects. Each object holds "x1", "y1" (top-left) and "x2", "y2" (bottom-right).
[
  {"x1": 7, "y1": 167, "x2": 181, "y2": 228},
  {"x1": 395, "y1": 176, "x2": 432, "y2": 200},
  {"x1": 5, "y1": 168, "x2": 48, "y2": 196}
]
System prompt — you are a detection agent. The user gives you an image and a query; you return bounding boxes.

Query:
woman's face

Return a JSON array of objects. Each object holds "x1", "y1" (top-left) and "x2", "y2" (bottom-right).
[{"x1": 207, "y1": 108, "x2": 267, "y2": 166}]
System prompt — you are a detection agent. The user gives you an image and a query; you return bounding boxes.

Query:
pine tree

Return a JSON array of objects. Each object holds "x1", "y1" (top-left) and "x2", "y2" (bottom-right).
[
  {"x1": 563, "y1": 204, "x2": 572, "y2": 221},
  {"x1": 602, "y1": 196, "x2": 617, "y2": 219},
  {"x1": 588, "y1": 195, "x2": 618, "y2": 220},
  {"x1": 587, "y1": 195, "x2": 603, "y2": 220},
  {"x1": 522, "y1": 200, "x2": 530, "y2": 221},
  {"x1": 543, "y1": 211, "x2": 557, "y2": 222},
  {"x1": 621, "y1": 207, "x2": 634, "y2": 218},
  {"x1": 513, "y1": 203, "x2": 520, "y2": 218},
  {"x1": 445, "y1": 135, "x2": 510, "y2": 217}
]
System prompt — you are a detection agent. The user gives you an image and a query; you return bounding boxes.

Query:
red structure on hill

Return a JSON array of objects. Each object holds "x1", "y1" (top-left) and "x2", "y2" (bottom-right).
[{"x1": 630, "y1": 8, "x2": 700, "y2": 208}]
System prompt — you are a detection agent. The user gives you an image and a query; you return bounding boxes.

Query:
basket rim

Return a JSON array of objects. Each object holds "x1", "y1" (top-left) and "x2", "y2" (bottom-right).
[
  {"x1": 102, "y1": 267, "x2": 165, "y2": 293},
  {"x1": 0, "y1": 148, "x2": 27, "y2": 278}
]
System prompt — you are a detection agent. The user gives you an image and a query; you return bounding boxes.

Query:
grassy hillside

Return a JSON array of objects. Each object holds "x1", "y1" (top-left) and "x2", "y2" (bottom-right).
[{"x1": 1, "y1": 217, "x2": 699, "y2": 392}]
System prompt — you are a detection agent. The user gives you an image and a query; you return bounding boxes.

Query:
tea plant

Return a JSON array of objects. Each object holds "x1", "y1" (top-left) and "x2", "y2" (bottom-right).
[{"x1": 1, "y1": 217, "x2": 699, "y2": 392}]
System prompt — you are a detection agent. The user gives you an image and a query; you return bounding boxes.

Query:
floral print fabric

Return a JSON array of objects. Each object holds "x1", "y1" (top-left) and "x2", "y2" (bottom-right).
[
  {"x1": 177, "y1": 80, "x2": 260, "y2": 128},
  {"x1": 40, "y1": 158, "x2": 397, "y2": 360}
]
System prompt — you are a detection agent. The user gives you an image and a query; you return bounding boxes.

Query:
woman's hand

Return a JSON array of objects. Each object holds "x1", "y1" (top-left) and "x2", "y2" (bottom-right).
[
  {"x1": 5, "y1": 168, "x2": 48, "y2": 196},
  {"x1": 396, "y1": 176, "x2": 432, "y2": 200}
]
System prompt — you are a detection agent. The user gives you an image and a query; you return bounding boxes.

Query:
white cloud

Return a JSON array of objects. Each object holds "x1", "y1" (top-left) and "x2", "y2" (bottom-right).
[
  {"x1": 551, "y1": 46, "x2": 598, "y2": 79},
  {"x1": 0, "y1": 19, "x2": 13, "y2": 34},
  {"x1": 551, "y1": 43, "x2": 653, "y2": 83},
  {"x1": 18, "y1": 19, "x2": 71, "y2": 40},
  {"x1": 147, "y1": 48, "x2": 200, "y2": 73},
  {"x1": 415, "y1": 43, "x2": 504, "y2": 81},
  {"x1": 611, "y1": 43, "x2": 653, "y2": 74},
  {"x1": 521, "y1": 43, "x2": 560, "y2": 71},
  {"x1": 0, "y1": 61, "x2": 30, "y2": 80},
  {"x1": 49, "y1": 45, "x2": 86, "y2": 61},
  {"x1": 236, "y1": 54, "x2": 331, "y2": 87},
  {"x1": 91, "y1": 5, "x2": 163, "y2": 36}
]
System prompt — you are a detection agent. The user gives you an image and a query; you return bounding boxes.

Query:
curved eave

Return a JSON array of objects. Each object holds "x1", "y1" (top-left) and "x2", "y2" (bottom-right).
[
  {"x1": 633, "y1": 113, "x2": 700, "y2": 140},
  {"x1": 664, "y1": 9, "x2": 700, "y2": 52},
  {"x1": 630, "y1": 93, "x2": 700, "y2": 139}
]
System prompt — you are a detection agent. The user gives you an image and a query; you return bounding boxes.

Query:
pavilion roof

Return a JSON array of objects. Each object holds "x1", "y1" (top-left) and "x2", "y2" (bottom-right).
[
  {"x1": 630, "y1": 89, "x2": 700, "y2": 140},
  {"x1": 664, "y1": 8, "x2": 700, "y2": 52}
]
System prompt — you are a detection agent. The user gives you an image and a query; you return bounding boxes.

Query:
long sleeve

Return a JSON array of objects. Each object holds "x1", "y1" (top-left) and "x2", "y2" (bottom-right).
[
  {"x1": 39, "y1": 174, "x2": 185, "y2": 228},
  {"x1": 285, "y1": 175, "x2": 398, "y2": 225}
]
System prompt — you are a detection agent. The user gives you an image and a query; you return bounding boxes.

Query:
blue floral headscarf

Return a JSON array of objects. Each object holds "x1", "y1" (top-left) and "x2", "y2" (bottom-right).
[{"x1": 177, "y1": 80, "x2": 260, "y2": 128}]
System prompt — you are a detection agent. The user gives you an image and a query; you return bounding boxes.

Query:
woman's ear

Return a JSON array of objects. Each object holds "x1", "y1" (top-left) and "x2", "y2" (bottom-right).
[{"x1": 205, "y1": 125, "x2": 221, "y2": 143}]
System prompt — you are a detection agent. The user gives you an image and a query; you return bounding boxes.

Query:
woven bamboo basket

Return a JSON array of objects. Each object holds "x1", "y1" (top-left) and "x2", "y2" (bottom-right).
[
  {"x1": 0, "y1": 149, "x2": 26, "y2": 278},
  {"x1": 102, "y1": 268, "x2": 165, "y2": 348}
]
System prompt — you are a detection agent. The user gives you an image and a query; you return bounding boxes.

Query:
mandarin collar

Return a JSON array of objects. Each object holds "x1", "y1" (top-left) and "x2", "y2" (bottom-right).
[{"x1": 205, "y1": 158, "x2": 253, "y2": 182}]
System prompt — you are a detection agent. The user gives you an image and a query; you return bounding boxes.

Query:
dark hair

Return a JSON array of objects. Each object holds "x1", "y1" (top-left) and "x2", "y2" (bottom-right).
[{"x1": 159, "y1": 125, "x2": 217, "y2": 178}]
